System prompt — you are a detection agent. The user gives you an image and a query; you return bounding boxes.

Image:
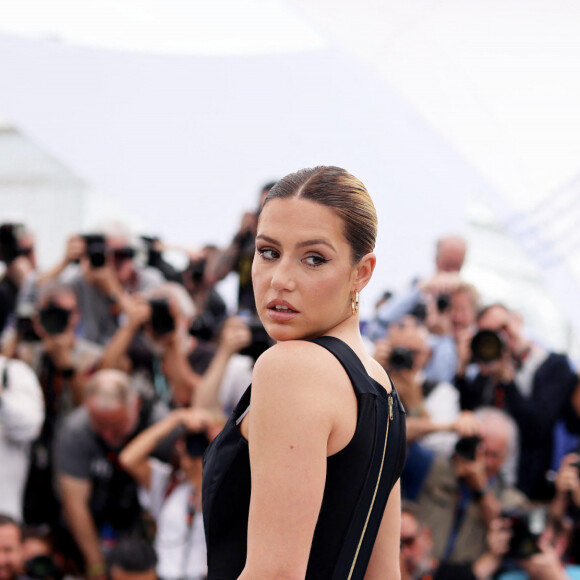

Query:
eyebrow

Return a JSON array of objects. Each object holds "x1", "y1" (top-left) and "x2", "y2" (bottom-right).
[{"x1": 256, "y1": 234, "x2": 336, "y2": 252}]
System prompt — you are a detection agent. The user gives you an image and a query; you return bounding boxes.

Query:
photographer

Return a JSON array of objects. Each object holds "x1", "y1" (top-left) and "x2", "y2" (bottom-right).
[
  {"x1": 413, "y1": 408, "x2": 528, "y2": 564},
  {"x1": 455, "y1": 303, "x2": 577, "y2": 501},
  {"x1": 205, "y1": 182, "x2": 275, "y2": 315},
  {"x1": 497, "y1": 513, "x2": 579, "y2": 580},
  {"x1": 19, "y1": 283, "x2": 103, "y2": 408},
  {"x1": 54, "y1": 370, "x2": 173, "y2": 580},
  {"x1": 15, "y1": 283, "x2": 102, "y2": 528},
  {"x1": 0, "y1": 515, "x2": 29, "y2": 580},
  {"x1": 400, "y1": 503, "x2": 511, "y2": 580},
  {"x1": 0, "y1": 223, "x2": 36, "y2": 336},
  {"x1": 183, "y1": 246, "x2": 228, "y2": 344},
  {"x1": 102, "y1": 282, "x2": 255, "y2": 411},
  {"x1": 549, "y1": 453, "x2": 580, "y2": 563},
  {"x1": 374, "y1": 315, "x2": 476, "y2": 456},
  {"x1": 119, "y1": 406, "x2": 216, "y2": 580},
  {"x1": 42, "y1": 224, "x2": 164, "y2": 347},
  {"x1": 100, "y1": 283, "x2": 209, "y2": 408},
  {"x1": 193, "y1": 315, "x2": 252, "y2": 418},
  {"x1": 367, "y1": 234, "x2": 466, "y2": 342}
]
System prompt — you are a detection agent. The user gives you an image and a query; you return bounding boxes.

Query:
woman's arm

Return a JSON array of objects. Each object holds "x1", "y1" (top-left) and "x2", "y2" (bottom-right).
[
  {"x1": 364, "y1": 479, "x2": 402, "y2": 580},
  {"x1": 238, "y1": 342, "x2": 339, "y2": 580}
]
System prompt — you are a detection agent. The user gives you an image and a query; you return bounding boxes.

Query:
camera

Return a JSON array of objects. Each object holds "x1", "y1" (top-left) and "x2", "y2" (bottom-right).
[
  {"x1": 82, "y1": 234, "x2": 107, "y2": 268},
  {"x1": 454, "y1": 435, "x2": 481, "y2": 461},
  {"x1": 189, "y1": 310, "x2": 218, "y2": 342},
  {"x1": 501, "y1": 507, "x2": 546, "y2": 559},
  {"x1": 189, "y1": 259, "x2": 206, "y2": 283},
  {"x1": 0, "y1": 223, "x2": 26, "y2": 263},
  {"x1": 470, "y1": 329, "x2": 504, "y2": 363},
  {"x1": 436, "y1": 294, "x2": 451, "y2": 313},
  {"x1": 140, "y1": 235, "x2": 160, "y2": 267},
  {"x1": 25, "y1": 555, "x2": 62, "y2": 580},
  {"x1": 410, "y1": 302, "x2": 427, "y2": 322},
  {"x1": 185, "y1": 431, "x2": 210, "y2": 457},
  {"x1": 149, "y1": 298, "x2": 175, "y2": 336},
  {"x1": 39, "y1": 302, "x2": 71, "y2": 335},
  {"x1": 388, "y1": 347, "x2": 415, "y2": 371}
]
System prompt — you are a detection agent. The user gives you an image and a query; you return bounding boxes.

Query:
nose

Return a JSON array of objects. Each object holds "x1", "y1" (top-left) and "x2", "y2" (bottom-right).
[{"x1": 270, "y1": 258, "x2": 296, "y2": 292}]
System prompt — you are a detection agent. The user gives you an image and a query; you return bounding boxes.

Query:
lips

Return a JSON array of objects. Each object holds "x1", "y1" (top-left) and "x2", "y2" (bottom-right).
[
  {"x1": 266, "y1": 299, "x2": 299, "y2": 321},
  {"x1": 267, "y1": 299, "x2": 298, "y2": 313}
]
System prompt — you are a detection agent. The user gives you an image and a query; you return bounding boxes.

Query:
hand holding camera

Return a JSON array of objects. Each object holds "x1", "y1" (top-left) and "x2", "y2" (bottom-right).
[
  {"x1": 554, "y1": 453, "x2": 580, "y2": 510},
  {"x1": 453, "y1": 436, "x2": 488, "y2": 492},
  {"x1": 65, "y1": 235, "x2": 86, "y2": 264},
  {"x1": 122, "y1": 295, "x2": 153, "y2": 332},
  {"x1": 451, "y1": 410, "x2": 481, "y2": 439},
  {"x1": 218, "y1": 316, "x2": 252, "y2": 357},
  {"x1": 417, "y1": 271, "x2": 461, "y2": 295}
]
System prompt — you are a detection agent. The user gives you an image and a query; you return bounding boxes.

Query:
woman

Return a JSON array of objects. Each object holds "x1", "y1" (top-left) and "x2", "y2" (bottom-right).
[{"x1": 202, "y1": 166, "x2": 407, "y2": 579}]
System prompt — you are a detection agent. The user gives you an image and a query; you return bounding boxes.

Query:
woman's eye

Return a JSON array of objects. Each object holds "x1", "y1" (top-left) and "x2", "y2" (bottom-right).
[
  {"x1": 258, "y1": 248, "x2": 279, "y2": 261},
  {"x1": 304, "y1": 255, "x2": 328, "y2": 267}
]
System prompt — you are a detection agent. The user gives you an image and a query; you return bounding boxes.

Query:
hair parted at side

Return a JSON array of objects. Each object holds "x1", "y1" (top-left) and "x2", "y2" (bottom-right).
[{"x1": 263, "y1": 166, "x2": 377, "y2": 263}]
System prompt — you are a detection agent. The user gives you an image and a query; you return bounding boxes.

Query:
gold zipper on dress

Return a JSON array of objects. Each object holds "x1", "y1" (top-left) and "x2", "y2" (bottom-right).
[{"x1": 347, "y1": 394, "x2": 393, "y2": 579}]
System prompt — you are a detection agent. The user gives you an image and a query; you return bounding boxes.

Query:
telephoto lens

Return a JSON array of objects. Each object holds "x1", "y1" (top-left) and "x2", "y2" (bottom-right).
[{"x1": 470, "y1": 330, "x2": 504, "y2": 363}]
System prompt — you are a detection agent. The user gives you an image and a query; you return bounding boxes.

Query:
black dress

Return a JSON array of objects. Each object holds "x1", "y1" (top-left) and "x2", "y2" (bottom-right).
[{"x1": 202, "y1": 336, "x2": 407, "y2": 579}]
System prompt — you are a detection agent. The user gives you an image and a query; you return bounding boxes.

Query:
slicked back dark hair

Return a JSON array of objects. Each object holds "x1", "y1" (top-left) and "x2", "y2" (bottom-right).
[{"x1": 263, "y1": 166, "x2": 377, "y2": 264}]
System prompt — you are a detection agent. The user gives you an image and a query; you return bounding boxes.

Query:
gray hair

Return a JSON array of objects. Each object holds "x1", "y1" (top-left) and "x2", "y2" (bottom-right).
[
  {"x1": 84, "y1": 369, "x2": 136, "y2": 409},
  {"x1": 475, "y1": 406, "x2": 519, "y2": 484}
]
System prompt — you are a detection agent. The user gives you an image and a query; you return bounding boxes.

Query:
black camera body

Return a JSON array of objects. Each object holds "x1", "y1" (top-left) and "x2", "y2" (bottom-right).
[
  {"x1": 501, "y1": 507, "x2": 546, "y2": 559},
  {"x1": 388, "y1": 347, "x2": 415, "y2": 371},
  {"x1": 0, "y1": 223, "x2": 26, "y2": 263},
  {"x1": 82, "y1": 234, "x2": 107, "y2": 268},
  {"x1": 454, "y1": 435, "x2": 481, "y2": 461},
  {"x1": 149, "y1": 298, "x2": 175, "y2": 336},
  {"x1": 190, "y1": 259, "x2": 206, "y2": 283},
  {"x1": 185, "y1": 431, "x2": 210, "y2": 458},
  {"x1": 471, "y1": 329, "x2": 505, "y2": 363},
  {"x1": 39, "y1": 302, "x2": 71, "y2": 335},
  {"x1": 436, "y1": 294, "x2": 451, "y2": 313}
]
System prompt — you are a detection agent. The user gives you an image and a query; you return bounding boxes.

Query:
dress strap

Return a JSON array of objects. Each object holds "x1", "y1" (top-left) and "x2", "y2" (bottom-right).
[{"x1": 309, "y1": 336, "x2": 386, "y2": 396}]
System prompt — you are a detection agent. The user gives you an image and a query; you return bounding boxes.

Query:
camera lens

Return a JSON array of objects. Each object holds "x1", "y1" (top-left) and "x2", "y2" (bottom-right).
[{"x1": 471, "y1": 330, "x2": 504, "y2": 363}]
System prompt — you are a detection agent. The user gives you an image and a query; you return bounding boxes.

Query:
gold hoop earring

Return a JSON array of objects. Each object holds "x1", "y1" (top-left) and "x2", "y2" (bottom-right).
[{"x1": 351, "y1": 291, "x2": 360, "y2": 316}]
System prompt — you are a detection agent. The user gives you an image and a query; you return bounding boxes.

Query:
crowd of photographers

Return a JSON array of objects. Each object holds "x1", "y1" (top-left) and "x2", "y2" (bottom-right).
[{"x1": 1, "y1": 195, "x2": 580, "y2": 580}]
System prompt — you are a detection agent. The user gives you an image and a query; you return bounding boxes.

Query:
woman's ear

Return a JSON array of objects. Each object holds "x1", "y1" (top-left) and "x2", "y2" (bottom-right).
[{"x1": 353, "y1": 252, "x2": 376, "y2": 292}]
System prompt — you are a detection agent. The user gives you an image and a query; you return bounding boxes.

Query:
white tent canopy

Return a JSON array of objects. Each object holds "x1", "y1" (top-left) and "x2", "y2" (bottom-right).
[{"x1": 1, "y1": 0, "x2": 579, "y2": 351}]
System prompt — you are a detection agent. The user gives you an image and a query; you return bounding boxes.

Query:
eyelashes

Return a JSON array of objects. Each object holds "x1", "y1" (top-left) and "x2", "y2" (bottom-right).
[{"x1": 256, "y1": 247, "x2": 329, "y2": 267}]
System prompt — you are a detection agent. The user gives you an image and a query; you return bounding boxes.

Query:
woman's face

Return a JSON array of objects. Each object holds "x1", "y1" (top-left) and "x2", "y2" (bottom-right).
[{"x1": 252, "y1": 197, "x2": 358, "y2": 342}]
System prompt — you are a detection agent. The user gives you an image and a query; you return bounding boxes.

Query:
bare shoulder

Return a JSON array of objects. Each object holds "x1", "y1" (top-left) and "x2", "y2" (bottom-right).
[
  {"x1": 253, "y1": 340, "x2": 347, "y2": 388},
  {"x1": 250, "y1": 341, "x2": 351, "y2": 423}
]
